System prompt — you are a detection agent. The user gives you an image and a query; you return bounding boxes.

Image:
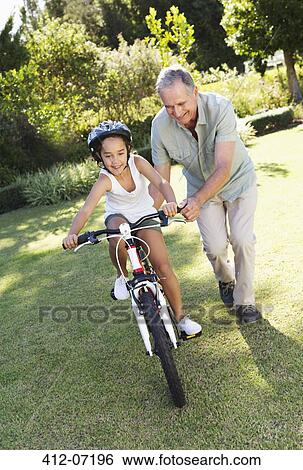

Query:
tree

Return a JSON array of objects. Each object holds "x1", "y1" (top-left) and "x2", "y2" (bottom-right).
[
  {"x1": 130, "y1": 0, "x2": 244, "y2": 70},
  {"x1": 0, "y1": 16, "x2": 28, "y2": 72},
  {"x1": 0, "y1": 16, "x2": 102, "y2": 170},
  {"x1": 43, "y1": 0, "x2": 244, "y2": 70},
  {"x1": 145, "y1": 6, "x2": 195, "y2": 67},
  {"x1": 221, "y1": 0, "x2": 303, "y2": 103},
  {"x1": 20, "y1": 0, "x2": 42, "y2": 31},
  {"x1": 45, "y1": 0, "x2": 104, "y2": 45}
]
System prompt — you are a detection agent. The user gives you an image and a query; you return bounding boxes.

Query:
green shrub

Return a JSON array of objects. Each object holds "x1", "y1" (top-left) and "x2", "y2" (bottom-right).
[
  {"x1": 129, "y1": 116, "x2": 154, "y2": 162},
  {"x1": 16, "y1": 160, "x2": 99, "y2": 207},
  {"x1": 96, "y1": 37, "x2": 162, "y2": 123},
  {"x1": 205, "y1": 67, "x2": 291, "y2": 117},
  {"x1": 0, "y1": 164, "x2": 18, "y2": 187},
  {"x1": 0, "y1": 111, "x2": 65, "y2": 175},
  {"x1": 237, "y1": 120, "x2": 257, "y2": 145},
  {"x1": 293, "y1": 103, "x2": 303, "y2": 120},
  {"x1": 0, "y1": 182, "x2": 27, "y2": 214},
  {"x1": 246, "y1": 107, "x2": 294, "y2": 134}
]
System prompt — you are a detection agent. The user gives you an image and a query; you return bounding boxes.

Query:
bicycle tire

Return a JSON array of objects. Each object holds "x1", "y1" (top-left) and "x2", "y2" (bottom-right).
[{"x1": 139, "y1": 290, "x2": 186, "y2": 408}]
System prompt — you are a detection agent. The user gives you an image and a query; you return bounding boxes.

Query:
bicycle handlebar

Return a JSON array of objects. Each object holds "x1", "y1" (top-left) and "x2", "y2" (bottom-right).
[{"x1": 63, "y1": 207, "x2": 185, "y2": 250}]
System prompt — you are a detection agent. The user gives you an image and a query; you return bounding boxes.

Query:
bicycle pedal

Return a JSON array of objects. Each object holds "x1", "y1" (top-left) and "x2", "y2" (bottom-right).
[{"x1": 180, "y1": 330, "x2": 202, "y2": 341}]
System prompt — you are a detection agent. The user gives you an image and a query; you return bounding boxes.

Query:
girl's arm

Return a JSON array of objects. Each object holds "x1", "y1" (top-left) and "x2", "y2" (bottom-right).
[
  {"x1": 63, "y1": 174, "x2": 111, "y2": 249},
  {"x1": 134, "y1": 155, "x2": 178, "y2": 216}
]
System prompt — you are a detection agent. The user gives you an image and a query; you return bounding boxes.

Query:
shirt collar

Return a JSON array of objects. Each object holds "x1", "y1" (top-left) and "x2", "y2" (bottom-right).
[{"x1": 197, "y1": 93, "x2": 206, "y2": 125}]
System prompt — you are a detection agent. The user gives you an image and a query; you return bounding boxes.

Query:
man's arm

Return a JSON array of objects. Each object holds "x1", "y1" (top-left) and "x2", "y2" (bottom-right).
[
  {"x1": 181, "y1": 141, "x2": 235, "y2": 221},
  {"x1": 148, "y1": 162, "x2": 172, "y2": 209}
]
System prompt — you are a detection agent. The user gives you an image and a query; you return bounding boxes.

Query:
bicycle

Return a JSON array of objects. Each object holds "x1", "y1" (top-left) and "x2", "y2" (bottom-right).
[{"x1": 64, "y1": 210, "x2": 201, "y2": 408}]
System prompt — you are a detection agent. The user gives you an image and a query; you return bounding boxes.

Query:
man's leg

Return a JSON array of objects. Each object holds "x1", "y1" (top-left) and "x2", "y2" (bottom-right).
[
  {"x1": 227, "y1": 183, "x2": 261, "y2": 323},
  {"x1": 196, "y1": 196, "x2": 235, "y2": 283},
  {"x1": 227, "y1": 184, "x2": 257, "y2": 305}
]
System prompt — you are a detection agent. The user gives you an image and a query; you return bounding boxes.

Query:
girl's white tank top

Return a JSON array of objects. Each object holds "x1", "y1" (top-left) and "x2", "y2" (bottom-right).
[{"x1": 100, "y1": 154, "x2": 156, "y2": 223}]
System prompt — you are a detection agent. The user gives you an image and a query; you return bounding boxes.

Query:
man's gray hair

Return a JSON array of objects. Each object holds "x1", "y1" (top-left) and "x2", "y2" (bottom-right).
[{"x1": 156, "y1": 65, "x2": 195, "y2": 94}]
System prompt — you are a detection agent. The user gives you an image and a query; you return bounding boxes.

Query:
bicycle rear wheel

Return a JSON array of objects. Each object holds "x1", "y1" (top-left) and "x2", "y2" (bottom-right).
[{"x1": 139, "y1": 290, "x2": 186, "y2": 408}]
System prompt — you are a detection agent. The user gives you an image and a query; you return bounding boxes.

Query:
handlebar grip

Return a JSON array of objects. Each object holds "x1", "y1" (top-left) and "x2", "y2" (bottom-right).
[
  {"x1": 62, "y1": 233, "x2": 88, "y2": 250},
  {"x1": 77, "y1": 232, "x2": 90, "y2": 245}
]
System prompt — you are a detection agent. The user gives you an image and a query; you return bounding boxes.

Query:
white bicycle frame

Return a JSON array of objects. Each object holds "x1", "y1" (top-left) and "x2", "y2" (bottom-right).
[{"x1": 117, "y1": 222, "x2": 178, "y2": 356}]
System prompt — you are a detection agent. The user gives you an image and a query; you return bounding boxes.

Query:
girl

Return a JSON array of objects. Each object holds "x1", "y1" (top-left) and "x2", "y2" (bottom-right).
[{"x1": 63, "y1": 120, "x2": 201, "y2": 336}]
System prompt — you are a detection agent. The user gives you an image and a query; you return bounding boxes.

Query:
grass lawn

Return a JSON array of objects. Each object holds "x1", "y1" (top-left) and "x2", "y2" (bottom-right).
[{"x1": 0, "y1": 126, "x2": 303, "y2": 450}]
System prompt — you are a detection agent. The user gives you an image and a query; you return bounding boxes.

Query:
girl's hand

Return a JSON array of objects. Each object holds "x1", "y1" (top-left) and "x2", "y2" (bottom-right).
[
  {"x1": 63, "y1": 234, "x2": 78, "y2": 250},
  {"x1": 162, "y1": 202, "x2": 178, "y2": 217}
]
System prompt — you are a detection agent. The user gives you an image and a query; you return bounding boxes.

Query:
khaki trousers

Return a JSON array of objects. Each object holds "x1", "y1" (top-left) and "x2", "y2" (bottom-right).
[{"x1": 196, "y1": 183, "x2": 257, "y2": 305}]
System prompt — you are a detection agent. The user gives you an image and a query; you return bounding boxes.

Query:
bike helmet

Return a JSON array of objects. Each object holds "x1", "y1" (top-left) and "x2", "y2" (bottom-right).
[{"x1": 87, "y1": 120, "x2": 132, "y2": 163}]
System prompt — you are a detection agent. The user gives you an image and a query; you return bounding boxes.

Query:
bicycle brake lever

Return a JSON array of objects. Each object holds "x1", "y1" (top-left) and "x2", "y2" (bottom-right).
[{"x1": 74, "y1": 234, "x2": 101, "y2": 252}]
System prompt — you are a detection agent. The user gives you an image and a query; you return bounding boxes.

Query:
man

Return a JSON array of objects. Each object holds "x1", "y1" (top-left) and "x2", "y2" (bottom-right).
[{"x1": 150, "y1": 65, "x2": 261, "y2": 324}]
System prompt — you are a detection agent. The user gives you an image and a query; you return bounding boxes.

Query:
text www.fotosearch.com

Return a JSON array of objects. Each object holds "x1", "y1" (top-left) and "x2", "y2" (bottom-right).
[{"x1": 121, "y1": 453, "x2": 261, "y2": 467}]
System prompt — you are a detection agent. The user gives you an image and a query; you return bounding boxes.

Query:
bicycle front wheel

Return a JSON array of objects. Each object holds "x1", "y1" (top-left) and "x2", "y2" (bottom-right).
[{"x1": 139, "y1": 290, "x2": 186, "y2": 408}]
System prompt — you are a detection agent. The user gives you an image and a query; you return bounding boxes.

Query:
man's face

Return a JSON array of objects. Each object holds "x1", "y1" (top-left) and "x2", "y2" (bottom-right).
[{"x1": 159, "y1": 80, "x2": 198, "y2": 129}]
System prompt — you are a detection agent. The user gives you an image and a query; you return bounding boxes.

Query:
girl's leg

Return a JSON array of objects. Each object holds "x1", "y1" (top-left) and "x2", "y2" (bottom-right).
[
  {"x1": 106, "y1": 215, "x2": 128, "y2": 277},
  {"x1": 137, "y1": 228, "x2": 184, "y2": 322}
]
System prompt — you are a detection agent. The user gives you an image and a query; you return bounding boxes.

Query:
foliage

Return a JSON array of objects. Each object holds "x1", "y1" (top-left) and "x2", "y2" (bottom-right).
[
  {"x1": 0, "y1": 110, "x2": 62, "y2": 178},
  {"x1": 0, "y1": 16, "x2": 102, "y2": 172},
  {"x1": 293, "y1": 103, "x2": 303, "y2": 121},
  {"x1": 0, "y1": 16, "x2": 101, "y2": 137},
  {"x1": 237, "y1": 120, "x2": 256, "y2": 146},
  {"x1": 222, "y1": 0, "x2": 303, "y2": 60},
  {"x1": 131, "y1": 0, "x2": 245, "y2": 70},
  {"x1": 130, "y1": 115, "x2": 154, "y2": 162},
  {"x1": 246, "y1": 107, "x2": 294, "y2": 135},
  {"x1": 45, "y1": 0, "x2": 104, "y2": 46},
  {"x1": 95, "y1": 36, "x2": 162, "y2": 122},
  {"x1": 22, "y1": 16, "x2": 101, "y2": 138},
  {"x1": 205, "y1": 67, "x2": 292, "y2": 117},
  {"x1": 16, "y1": 159, "x2": 99, "y2": 207},
  {"x1": 0, "y1": 16, "x2": 28, "y2": 72},
  {"x1": 44, "y1": 0, "x2": 244, "y2": 71},
  {"x1": 0, "y1": 182, "x2": 27, "y2": 214},
  {"x1": 20, "y1": 0, "x2": 43, "y2": 32},
  {"x1": 202, "y1": 63, "x2": 239, "y2": 84},
  {"x1": 221, "y1": 0, "x2": 303, "y2": 101},
  {"x1": 145, "y1": 6, "x2": 195, "y2": 67}
]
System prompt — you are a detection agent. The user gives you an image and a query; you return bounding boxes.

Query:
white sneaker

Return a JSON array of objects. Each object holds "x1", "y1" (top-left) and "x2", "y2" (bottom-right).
[
  {"x1": 113, "y1": 275, "x2": 129, "y2": 300},
  {"x1": 177, "y1": 315, "x2": 202, "y2": 335}
]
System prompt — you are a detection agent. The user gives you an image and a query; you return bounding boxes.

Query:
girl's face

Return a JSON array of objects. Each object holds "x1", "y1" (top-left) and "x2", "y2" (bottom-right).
[{"x1": 100, "y1": 136, "x2": 128, "y2": 176}]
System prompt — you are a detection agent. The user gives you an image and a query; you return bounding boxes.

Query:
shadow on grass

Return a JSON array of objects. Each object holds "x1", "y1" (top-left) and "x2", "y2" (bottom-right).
[
  {"x1": 256, "y1": 162, "x2": 290, "y2": 178},
  {"x1": 239, "y1": 319, "x2": 303, "y2": 448}
]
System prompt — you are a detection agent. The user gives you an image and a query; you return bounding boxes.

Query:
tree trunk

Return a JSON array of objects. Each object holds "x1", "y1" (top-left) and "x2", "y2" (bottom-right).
[{"x1": 283, "y1": 50, "x2": 302, "y2": 103}]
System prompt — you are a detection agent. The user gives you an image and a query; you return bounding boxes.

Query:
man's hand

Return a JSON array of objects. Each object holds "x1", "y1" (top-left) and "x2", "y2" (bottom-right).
[{"x1": 179, "y1": 197, "x2": 201, "y2": 222}]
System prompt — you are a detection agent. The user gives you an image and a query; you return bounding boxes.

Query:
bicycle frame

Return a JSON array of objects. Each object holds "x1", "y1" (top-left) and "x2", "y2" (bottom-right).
[
  {"x1": 67, "y1": 211, "x2": 188, "y2": 408},
  {"x1": 117, "y1": 222, "x2": 179, "y2": 356}
]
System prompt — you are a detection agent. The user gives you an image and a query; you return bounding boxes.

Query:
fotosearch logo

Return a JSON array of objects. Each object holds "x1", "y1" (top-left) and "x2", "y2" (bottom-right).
[{"x1": 38, "y1": 303, "x2": 271, "y2": 326}]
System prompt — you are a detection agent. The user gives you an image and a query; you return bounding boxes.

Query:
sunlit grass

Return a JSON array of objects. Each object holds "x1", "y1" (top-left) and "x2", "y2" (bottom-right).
[{"x1": 0, "y1": 127, "x2": 303, "y2": 449}]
